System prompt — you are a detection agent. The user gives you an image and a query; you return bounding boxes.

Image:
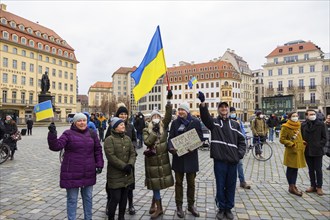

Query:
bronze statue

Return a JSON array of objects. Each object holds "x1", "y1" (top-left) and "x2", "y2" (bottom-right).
[{"x1": 41, "y1": 71, "x2": 50, "y2": 93}]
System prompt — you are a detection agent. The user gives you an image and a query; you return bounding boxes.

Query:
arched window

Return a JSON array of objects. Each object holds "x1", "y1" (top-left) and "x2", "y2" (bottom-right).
[
  {"x1": 69, "y1": 53, "x2": 73, "y2": 59},
  {"x1": 45, "y1": 45, "x2": 50, "y2": 51},
  {"x1": 52, "y1": 47, "x2": 56, "y2": 54},
  {"x1": 10, "y1": 21, "x2": 16, "y2": 28},
  {"x1": 1, "y1": 18, "x2": 7, "y2": 24},
  {"x1": 29, "y1": 40, "x2": 35, "y2": 47},
  {"x1": 36, "y1": 31, "x2": 41, "y2": 37},
  {"x1": 64, "y1": 51, "x2": 68, "y2": 57},
  {"x1": 21, "y1": 37, "x2": 27, "y2": 45},
  {"x1": 224, "y1": 81, "x2": 229, "y2": 86},
  {"x1": 58, "y1": 49, "x2": 62, "y2": 55},
  {"x1": 38, "y1": 42, "x2": 43, "y2": 49},
  {"x1": 12, "y1": 34, "x2": 18, "y2": 42},
  {"x1": 43, "y1": 34, "x2": 48, "y2": 39},
  {"x1": 2, "y1": 31, "x2": 9, "y2": 39},
  {"x1": 27, "y1": 28, "x2": 33, "y2": 34},
  {"x1": 18, "y1": 24, "x2": 25, "y2": 31}
]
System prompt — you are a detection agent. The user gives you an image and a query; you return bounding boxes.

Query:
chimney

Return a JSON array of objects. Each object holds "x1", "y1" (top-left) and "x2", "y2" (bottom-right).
[{"x1": 0, "y1": 3, "x2": 7, "y2": 11}]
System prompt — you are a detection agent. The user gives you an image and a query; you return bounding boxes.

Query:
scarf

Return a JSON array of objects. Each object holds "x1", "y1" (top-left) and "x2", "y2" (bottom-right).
[
  {"x1": 282, "y1": 119, "x2": 300, "y2": 130},
  {"x1": 178, "y1": 113, "x2": 192, "y2": 127}
]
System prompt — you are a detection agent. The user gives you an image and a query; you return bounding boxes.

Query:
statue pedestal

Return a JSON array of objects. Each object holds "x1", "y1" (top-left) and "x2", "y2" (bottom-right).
[{"x1": 38, "y1": 93, "x2": 53, "y2": 104}]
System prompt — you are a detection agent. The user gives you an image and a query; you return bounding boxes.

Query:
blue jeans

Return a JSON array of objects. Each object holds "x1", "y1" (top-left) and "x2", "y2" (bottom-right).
[
  {"x1": 66, "y1": 186, "x2": 93, "y2": 220},
  {"x1": 214, "y1": 159, "x2": 237, "y2": 210},
  {"x1": 153, "y1": 190, "x2": 161, "y2": 200},
  {"x1": 136, "y1": 131, "x2": 143, "y2": 148},
  {"x1": 268, "y1": 128, "x2": 274, "y2": 141},
  {"x1": 237, "y1": 159, "x2": 245, "y2": 183}
]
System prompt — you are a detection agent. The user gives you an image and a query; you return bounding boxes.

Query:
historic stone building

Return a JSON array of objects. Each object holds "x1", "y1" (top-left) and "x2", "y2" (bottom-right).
[{"x1": 0, "y1": 4, "x2": 78, "y2": 122}]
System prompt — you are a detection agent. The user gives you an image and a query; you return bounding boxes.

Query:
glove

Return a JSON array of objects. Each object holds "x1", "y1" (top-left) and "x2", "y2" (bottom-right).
[
  {"x1": 167, "y1": 89, "x2": 173, "y2": 100},
  {"x1": 123, "y1": 164, "x2": 132, "y2": 174},
  {"x1": 169, "y1": 148, "x2": 177, "y2": 155},
  {"x1": 326, "y1": 152, "x2": 330, "y2": 157},
  {"x1": 152, "y1": 123, "x2": 160, "y2": 133},
  {"x1": 48, "y1": 122, "x2": 57, "y2": 134},
  {"x1": 96, "y1": 168, "x2": 102, "y2": 174},
  {"x1": 197, "y1": 91, "x2": 205, "y2": 102}
]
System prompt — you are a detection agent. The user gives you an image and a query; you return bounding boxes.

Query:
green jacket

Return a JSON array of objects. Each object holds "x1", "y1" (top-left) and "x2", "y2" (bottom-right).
[
  {"x1": 143, "y1": 103, "x2": 174, "y2": 190},
  {"x1": 104, "y1": 129, "x2": 136, "y2": 189},
  {"x1": 280, "y1": 121, "x2": 306, "y2": 168}
]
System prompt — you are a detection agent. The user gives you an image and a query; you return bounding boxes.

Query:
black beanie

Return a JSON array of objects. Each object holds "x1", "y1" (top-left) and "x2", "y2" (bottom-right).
[{"x1": 116, "y1": 106, "x2": 128, "y2": 117}]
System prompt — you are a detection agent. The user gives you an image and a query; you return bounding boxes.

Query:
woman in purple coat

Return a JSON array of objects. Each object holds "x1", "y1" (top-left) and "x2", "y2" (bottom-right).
[{"x1": 48, "y1": 113, "x2": 104, "y2": 220}]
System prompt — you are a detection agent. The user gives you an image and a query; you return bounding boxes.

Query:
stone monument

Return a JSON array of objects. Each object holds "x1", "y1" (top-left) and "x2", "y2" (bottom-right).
[{"x1": 38, "y1": 71, "x2": 54, "y2": 109}]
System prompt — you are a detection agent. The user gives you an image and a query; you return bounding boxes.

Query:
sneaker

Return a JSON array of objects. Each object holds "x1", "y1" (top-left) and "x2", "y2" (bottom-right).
[
  {"x1": 225, "y1": 209, "x2": 234, "y2": 220},
  {"x1": 216, "y1": 210, "x2": 225, "y2": 220}
]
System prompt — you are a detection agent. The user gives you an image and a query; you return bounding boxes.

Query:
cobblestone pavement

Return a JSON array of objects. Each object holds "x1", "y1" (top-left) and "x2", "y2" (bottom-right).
[{"x1": 0, "y1": 126, "x2": 329, "y2": 220}]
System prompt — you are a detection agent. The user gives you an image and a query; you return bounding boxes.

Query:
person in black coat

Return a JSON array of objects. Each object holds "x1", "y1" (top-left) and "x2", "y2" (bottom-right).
[
  {"x1": 134, "y1": 112, "x2": 145, "y2": 148},
  {"x1": 26, "y1": 116, "x2": 34, "y2": 135},
  {"x1": 168, "y1": 102, "x2": 203, "y2": 218},
  {"x1": 301, "y1": 109, "x2": 326, "y2": 196},
  {"x1": 3, "y1": 115, "x2": 18, "y2": 160}
]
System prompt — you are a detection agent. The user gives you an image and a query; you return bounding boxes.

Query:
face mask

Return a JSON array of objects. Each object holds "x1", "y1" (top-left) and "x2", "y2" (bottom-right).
[
  {"x1": 291, "y1": 117, "x2": 299, "y2": 122},
  {"x1": 152, "y1": 118, "x2": 160, "y2": 124},
  {"x1": 139, "y1": 116, "x2": 143, "y2": 118},
  {"x1": 308, "y1": 115, "x2": 316, "y2": 121},
  {"x1": 230, "y1": 113, "x2": 236, "y2": 118},
  {"x1": 260, "y1": 115, "x2": 264, "y2": 119},
  {"x1": 5, "y1": 120, "x2": 10, "y2": 124}
]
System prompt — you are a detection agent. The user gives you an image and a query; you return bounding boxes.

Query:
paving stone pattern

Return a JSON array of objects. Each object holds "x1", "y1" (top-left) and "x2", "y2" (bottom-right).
[{"x1": 0, "y1": 126, "x2": 329, "y2": 219}]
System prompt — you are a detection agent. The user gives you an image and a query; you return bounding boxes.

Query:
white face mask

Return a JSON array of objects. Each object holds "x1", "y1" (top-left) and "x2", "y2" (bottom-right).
[
  {"x1": 260, "y1": 115, "x2": 264, "y2": 119},
  {"x1": 308, "y1": 115, "x2": 316, "y2": 121},
  {"x1": 291, "y1": 117, "x2": 299, "y2": 122},
  {"x1": 152, "y1": 118, "x2": 160, "y2": 124}
]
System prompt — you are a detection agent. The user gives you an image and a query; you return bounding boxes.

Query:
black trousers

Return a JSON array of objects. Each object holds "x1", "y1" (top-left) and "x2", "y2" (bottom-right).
[
  {"x1": 27, "y1": 128, "x2": 32, "y2": 135},
  {"x1": 108, "y1": 187, "x2": 129, "y2": 219},
  {"x1": 286, "y1": 167, "x2": 298, "y2": 185},
  {"x1": 305, "y1": 155, "x2": 323, "y2": 188}
]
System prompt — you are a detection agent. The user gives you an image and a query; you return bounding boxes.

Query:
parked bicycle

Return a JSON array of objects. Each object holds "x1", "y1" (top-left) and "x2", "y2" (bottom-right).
[
  {"x1": 0, "y1": 135, "x2": 11, "y2": 164},
  {"x1": 245, "y1": 135, "x2": 273, "y2": 161}
]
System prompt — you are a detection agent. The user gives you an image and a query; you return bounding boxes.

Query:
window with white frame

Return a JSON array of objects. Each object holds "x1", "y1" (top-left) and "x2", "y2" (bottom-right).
[
  {"x1": 30, "y1": 64, "x2": 34, "y2": 72},
  {"x1": 12, "y1": 75, "x2": 17, "y2": 84},
  {"x1": 3, "y1": 45, "x2": 8, "y2": 52},
  {"x1": 38, "y1": 42, "x2": 43, "y2": 49},
  {"x1": 299, "y1": 66, "x2": 304, "y2": 73},
  {"x1": 30, "y1": 52, "x2": 34, "y2": 58},
  {"x1": 21, "y1": 61, "x2": 26, "y2": 71},
  {"x1": 19, "y1": 24, "x2": 25, "y2": 31},
  {"x1": 3, "y1": 58, "x2": 8, "y2": 67},
  {"x1": 52, "y1": 47, "x2": 56, "y2": 54},
  {"x1": 58, "y1": 49, "x2": 62, "y2": 55},
  {"x1": 45, "y1": 45, "x2": 50, "y2": 51},
  {"x1": 310, "y1": 65, "x2": 315, "y2": 72},
  {"x1": 12, "y1": 91, "x2": 17, "y2": 103},
  {"x1": 12, "y1": 34, "x2": 18, "y2": 42},
  {"x1": 52, "y1": 69, "x2": 56, "y2": 76},
  {"x1": 52, "y1": 82, "x2": 56, "y2": 89},
  {"x1": 38, "y1": 54, "x2": 42, "y2": 61},
  {"x1": 58, "y1": 82, "x2": 62, "y2": 90},
  {"x1": 21, "y1": 76, "x2": 26, "y2": 85},
  {"x1": 38, "y1": 65, "x2": 42, "y2": 74},
  {"x1": 64, "y1": 51, "x2": 68, "y2": 57},
  {"x1": 27, "y1": 28, "x2": 33, "y2": 34},
  {"x1": 1, "y1": 18, "x2": 7, "y2": 24},
  {"x1": 29, "y1": 93, "x2": 33, "y2": 104},
  {"x1": 52, "y1": 58, "x2": 56, "y2": 64},
  {"x1": 43, "y1": 34, "x2": 48, "y2": 39},
  {"x1": 2, "y1": 73, "x2": 8, "y2": 83},
  {"x1": 10, "y1": 21, "x2": 16, "y2": 28},
  {"x1": 70, "y1": 72, "x2": 73, "y2": 80},
  {"x1": 13, "y1": 60, "x2": 17, "y2": 69},
  {"x1": 29, "y1": 40, "x2": 34, "y2": 47},
  {"x1": 13, "y1": 48, "x2": 17, "y2": 54},
  {"x1": 21, "y1": 50, "x2": 26, "y2": 56},
  {"x1": 310, "y1": 93, "x2": 315, "y2": 103},
  {"x1": 36, "y1": 31, "x2": 41, "y2": 37},
  {"x1": 2, "y1": 31, "x2": 9, "y2": 39},
  {"x1": 29, "y1": 77, "x2": 34, "y2": 86}
]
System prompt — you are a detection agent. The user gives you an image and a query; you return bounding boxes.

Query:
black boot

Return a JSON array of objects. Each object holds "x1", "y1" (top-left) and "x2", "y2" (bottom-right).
[
  {"x1": 10, "y1": 150, "x2": 15, "y2": 160},
  {"x1": 128, "y1": 190, "x2": 135, "y2": 215}
]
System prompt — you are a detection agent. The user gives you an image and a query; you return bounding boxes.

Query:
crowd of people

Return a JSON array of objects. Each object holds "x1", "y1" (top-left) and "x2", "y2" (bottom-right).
[{"x1": 2, "y1": 91, "x2": 329, "y2": 220}]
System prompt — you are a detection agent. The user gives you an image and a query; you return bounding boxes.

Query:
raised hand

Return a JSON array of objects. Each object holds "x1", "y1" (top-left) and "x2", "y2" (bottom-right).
[{"x1": 197, "y1": 91, "x2": 205, "y2": 102}]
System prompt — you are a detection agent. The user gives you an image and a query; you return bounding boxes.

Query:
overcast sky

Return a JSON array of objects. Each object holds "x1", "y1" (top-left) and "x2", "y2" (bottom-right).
[{"x1": 3, "y1": 0, "x2": 330, "y2": 95}]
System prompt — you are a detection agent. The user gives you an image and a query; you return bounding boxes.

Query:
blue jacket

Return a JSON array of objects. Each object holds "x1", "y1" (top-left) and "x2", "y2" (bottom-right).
[{"x1": 84, "y1": 112, "x2": 97, "y2": 133}]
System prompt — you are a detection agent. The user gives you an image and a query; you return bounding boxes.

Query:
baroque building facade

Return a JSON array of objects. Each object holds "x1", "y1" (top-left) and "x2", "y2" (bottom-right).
[{"x1": 0, "y1": 4, "x2": 78, "y2": 122}]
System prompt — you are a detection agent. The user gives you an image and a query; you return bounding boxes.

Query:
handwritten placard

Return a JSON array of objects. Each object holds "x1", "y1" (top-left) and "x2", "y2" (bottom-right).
[{"x1": 171, "y1": 128, "x2": 202, "y2": 157}]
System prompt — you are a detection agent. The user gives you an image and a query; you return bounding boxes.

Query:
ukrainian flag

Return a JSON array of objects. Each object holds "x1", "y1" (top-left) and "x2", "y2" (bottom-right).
[
  {"x1": 188, "y1": 77, "x2": 198, "y2": 89},
  {"x1": 131, "y1": 26, "x2": 167, "y2": 102},
  {"x1": 34, "y1": 100, "x2": 54, "y2": 121}
]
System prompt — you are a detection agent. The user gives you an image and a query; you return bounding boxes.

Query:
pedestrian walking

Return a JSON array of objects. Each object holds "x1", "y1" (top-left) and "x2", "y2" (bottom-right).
[
  {"x1": 229, "y1": 107, "x2": 251, "y2": 189},
  {"x1": 26, "y1": 116, "x2": 33, "y2": 135},
  {"x1": 301, "y1": 109, "x2": 327, "y2": 196},
  {"x1": 97, "y1": 113, "x2": 107, "y2": 142},
  {"x1": 279, "y1": 112, "x2": 306, "y2": 196},
  {"x1": 266, "y1": 113, "x2": 279, "y2": 142},
  {"x1": 325, "y1": 115, "x2": 330, "y2": 170},
  {"x1": 47, "y1": 113, "x2": 104, "y2": 220},
  {"x1": 104, "y1": 117, "x2": 136, "y2": 220},
  {"x1": 198, "y1": 92, "x2": 246, "y2": 220},
  {"x1": 251, "y1": 111, "x2": 268, "y2": 158},
  {"x1": 168, "y1": 101, "x2": 203, "y2": 218},
  {"x1": 143, "y1": 90, "x2": 174, "y2": 219},
  {"x1": 134, "y1": 112, "x2": 145, "y2": 148},
  {"x1": 3, "y1": 115, "x2": 18, "y2": 160}
]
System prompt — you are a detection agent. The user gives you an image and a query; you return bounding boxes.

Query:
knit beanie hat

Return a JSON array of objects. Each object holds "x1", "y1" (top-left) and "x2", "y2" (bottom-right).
[
  {"x1": 111, "y1": 117, "x2": 124, "y2": 129},
  {"x1": 150, "y1": 109, "x2": 161, "y2": 119},
  {"x1": 178, "y1": 102, "x2": 190, "y2": 113},
  {"x1": 116, "y1": 103, "x2": 128, "y2": 117},
  {"x1": 230, "y1": 107, "x2": 236, "y2": 112},
  {"x1": 73, "y1": 113, "x2": 87, "y2": 123}
]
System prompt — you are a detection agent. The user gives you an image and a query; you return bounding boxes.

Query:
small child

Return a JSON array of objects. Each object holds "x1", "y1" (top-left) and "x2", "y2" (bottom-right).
[{"x1": 104, "y1": 117, "x2": 136, "y2": 220}]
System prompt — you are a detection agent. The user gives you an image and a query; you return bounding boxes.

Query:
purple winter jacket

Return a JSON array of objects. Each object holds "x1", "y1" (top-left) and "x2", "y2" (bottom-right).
[{"x1": 48, "y1": 125, "x2": 104, "y2": 189}]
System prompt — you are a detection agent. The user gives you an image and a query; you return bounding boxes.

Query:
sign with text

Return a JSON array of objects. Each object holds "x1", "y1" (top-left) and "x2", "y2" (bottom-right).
[{"x1": 171, "y1": 128, "x2": 202, "y2": 157}]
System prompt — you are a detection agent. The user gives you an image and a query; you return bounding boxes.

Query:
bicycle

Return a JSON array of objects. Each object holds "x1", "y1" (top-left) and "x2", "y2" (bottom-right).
[
  {"x1": 0, "y1": 136, "x2": 11, "y2": 164},
  {"x1": 245, "y1": 136, "x2": 273, "y2": 161}
]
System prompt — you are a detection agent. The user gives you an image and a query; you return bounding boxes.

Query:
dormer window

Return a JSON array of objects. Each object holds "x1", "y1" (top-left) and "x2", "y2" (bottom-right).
[
  {"x1": 10, "y1": 21, "x2": 16, "y2": 28},
  {"x1": 45, "y1": 45, "x2": 50, "y2": 51},
  {"x1": 29, "y1": 39, "x2": 34, "y2": 47},
  {"x1": 2, "y1": 31, "x2": 9, "y2": 39},
  {"x1": 38, "y1": 42, "x2": 43, "y2": 49},
  {"x1": 18, "y1": 24, "x2": 25, "y2": 31},
  {"x1": 12, "y1": 34, "x2": 18, "y2": 42},
  {"x1": 21, "y1": 37, "x2": 27, "y2": 45},
  {"x1": 289, "y1": 47, "x2": 293, "y2": 51},
  {"x1": 36, "y1": 31, "x2": 41, "y2": 37},
  {"x1": 1, "y1": 18, "x2": 7, "y2": 24},
  {"x1": 299, "y1": 46, "x2": 303, "y2": 50},
  {"x1": 27, "y1": 28, "x2": 33, "y2": 34},
  {"x1": 52, "y1": 47, "x2": 56, "y2": 54},
  {"x1": 69, "y1": 53, "x2": 73, "y2": 59},
  {"x1": 50, "y1": 36, "x2": 54, "y2": 42},
  {"x1": 62, "y1": 40, "x2": 67, "y2": 45},
  {"x1": 64, "y1": 51, "x2": 68, "y2": 57},
  {"x1": 43, "y1": 34, "x2": 48, "y2": 39},
  {"x1": 279, "y1": 49, "x2": 283, "y2": 53},
  {"x1": 56, "y1": 39, "x2": 60, "y2": 44},
  {"x1": 58, "y1": 49, "x2": 63, "y2": 55}
]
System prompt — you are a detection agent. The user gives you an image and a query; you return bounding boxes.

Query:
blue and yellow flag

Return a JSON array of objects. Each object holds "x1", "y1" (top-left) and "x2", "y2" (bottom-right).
[
  {"x1": 34, "y1": 100, "x2": 54, "y2": 121},
  {"x1": 131, "y1": 26, "x2": 167, "y2": 102},
  {"x1": 188, "y1": 77, "x2": 198, "y2": 89}
]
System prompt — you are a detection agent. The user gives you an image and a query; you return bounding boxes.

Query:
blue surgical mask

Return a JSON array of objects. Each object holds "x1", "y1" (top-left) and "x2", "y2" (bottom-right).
[{"x1": 230, "y1": 113, "x2": 236, "y2": 118}]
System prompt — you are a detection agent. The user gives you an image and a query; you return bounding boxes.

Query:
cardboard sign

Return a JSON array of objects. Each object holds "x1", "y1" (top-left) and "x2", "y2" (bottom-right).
[{"x1": 171, "y1": 128, "x2": 202, "y2": 157}]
